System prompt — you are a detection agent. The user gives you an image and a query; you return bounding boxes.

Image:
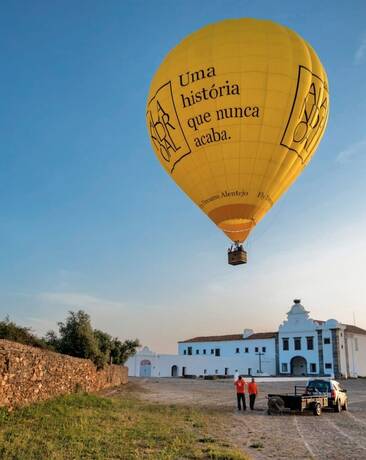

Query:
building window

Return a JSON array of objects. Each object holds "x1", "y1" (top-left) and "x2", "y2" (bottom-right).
[
  {"x1": 203, "y1": 349, "x2": 206, "y2": 355},
  {"x1": 225, "y1": 368, "x2": 229, "y2": 375},
  {"x1": 255, "y1": 347, "x2": 259, "y2": 353},
  {"x1": 235, "y1": 347, "x2": 239, "y2": 354},
  {"x1": 310, "y1": 363, "x2": 317, "y2": 373},
  {"x1": 215, "y1": 369, "x2": 218, "y2": 374},
  {"x1": 211, "y1": 349, "x2": 214, "y2": 355},
  {"x1": 325, "y1": 363, "x2": 332, "y2": 369},
  {"x1": 262, "y1": 347, "x2": 266, "y2": 353},
  {"x1": 244, "y1": 347, "x2": 249, "y2": 353},
  {"x1": 324, "y1": 337, "x2": 330, "y2": 344},
  {"x1": 196, "y1": 350, "x2": 199, "y2": 355},
  {"x1": 204, "y1": 369, "x2": 207, "y2": 374},
  {"x1": 294, "y1": 337, "x2": 301, "y2": 351},
  {"x1": 282, "y1": 363, "x2": 288, "y2": 373},
  {"x1": 282, "y1": 338, "x2": 289, "y2": 351},
  {"x1": 183, "y1": 350, "x2": 186, "y2": 355},
  {"x1": 355, "y1": 338, "x2": 359, "y2": 351},
  {"x1": 188, "y1": 347, "x2": 192, "y2": 356},
  {"x1": 215, "y1": 348, "x2": 220, "y2": 357},
  {"x1": 306, "y1": 336, "x2": 314, "y2": 350}
]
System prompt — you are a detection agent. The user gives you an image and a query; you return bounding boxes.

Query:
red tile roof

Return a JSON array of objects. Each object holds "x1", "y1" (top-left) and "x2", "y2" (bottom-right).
[
  {"x1": 179, "y1": 334, "x2": 243, "y2": 343},
  {"x1": 179, "y1": 332, "x2": 277, "y2": 343},
  {"x1": 245, "y1": 332, "x2": 277, "y2": 340},
  {"x1": 344, "y1": 324, "x2": 366, "y2": 335}
]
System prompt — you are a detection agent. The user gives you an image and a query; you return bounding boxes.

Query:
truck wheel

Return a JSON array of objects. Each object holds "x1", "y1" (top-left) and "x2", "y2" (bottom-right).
[
  {"x1": 342, "y1": 400, "x2": 348, "y2": 411},
  {"x1": 313, "y1": 402, "x2": 322, "y2": 416},
  {"x1": 335, "y1": 399, "x2": 341, "y2": 413}
]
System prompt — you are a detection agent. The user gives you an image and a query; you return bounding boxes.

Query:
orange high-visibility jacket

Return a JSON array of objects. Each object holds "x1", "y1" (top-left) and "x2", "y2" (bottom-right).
[
  {"x1": 248, "y1": 382, "x2": 258, "y2": 395},
  {"x1": 234, "y1": 380, "x2": 246, "y2": 394}
]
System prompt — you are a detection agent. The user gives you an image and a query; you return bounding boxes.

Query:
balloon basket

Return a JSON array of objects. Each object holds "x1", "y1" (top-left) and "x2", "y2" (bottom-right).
[{"x1": 228, "y1": 247, "x2": 247, "y2": 265}]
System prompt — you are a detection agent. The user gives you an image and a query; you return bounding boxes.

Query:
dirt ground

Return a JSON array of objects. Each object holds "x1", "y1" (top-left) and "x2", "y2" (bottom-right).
[{"x1": 131, "y1": 377, "x2": 366, "y2": 459}]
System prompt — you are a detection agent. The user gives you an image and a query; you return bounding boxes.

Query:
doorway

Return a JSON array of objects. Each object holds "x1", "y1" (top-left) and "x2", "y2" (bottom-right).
[
  {"x1": 291, "y1": 356, "x2": 307, "y2": 376},
  {"x1": 139, "y1": 359, "x2": 152, "y2": 377}
]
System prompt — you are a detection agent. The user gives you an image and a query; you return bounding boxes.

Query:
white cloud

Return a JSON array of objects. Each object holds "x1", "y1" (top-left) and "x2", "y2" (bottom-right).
[
  {"x1": 336, "y1": 139, "x2": 366, "y2": 163},
  {"x1": 355, "y1": 35, "x2": 366, "y2": 64}
]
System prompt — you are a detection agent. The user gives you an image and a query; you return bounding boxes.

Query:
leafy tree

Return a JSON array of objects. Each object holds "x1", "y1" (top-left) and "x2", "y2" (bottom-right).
[
  {"x1": 94, "y1": 329, "x2": 113, "y2": 368},
  {"x1": 94, "y1": 329, "x2": 112, "y2": 356},
  {"x1": 44, "y1": 330, "x2": 60, "y2": 350},
  {"x1": 110, "y1": 338, "x2": 140, "y2": 365},
  {"x1": 57, "y1": 310, "x2": 100, "y2": 363}
]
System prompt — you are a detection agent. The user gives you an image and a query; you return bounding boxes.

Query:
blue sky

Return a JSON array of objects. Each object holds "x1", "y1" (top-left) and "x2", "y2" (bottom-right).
[{"x1": 1, "y1": 0, "x2": 365, "y2": 352}]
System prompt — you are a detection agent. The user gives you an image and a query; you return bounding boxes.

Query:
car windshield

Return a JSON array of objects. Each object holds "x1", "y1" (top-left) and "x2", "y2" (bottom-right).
[{"x1": 307, "y1": 381, "x2": 331, "y2": 393}]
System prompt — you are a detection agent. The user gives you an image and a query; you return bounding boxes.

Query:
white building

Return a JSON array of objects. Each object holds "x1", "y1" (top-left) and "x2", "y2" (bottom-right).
[{"x1": 126, "y1": 299, "x2": 366, "y2": 379}]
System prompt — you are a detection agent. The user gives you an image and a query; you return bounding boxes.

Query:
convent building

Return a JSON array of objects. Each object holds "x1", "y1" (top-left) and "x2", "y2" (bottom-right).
[{"x1": 126, "y1": 299, "x2": 366, "y2": 379}]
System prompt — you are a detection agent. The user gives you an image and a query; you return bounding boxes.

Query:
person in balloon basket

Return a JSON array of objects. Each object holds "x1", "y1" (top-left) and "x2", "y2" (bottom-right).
[
  {"x1": 248, "y1": 378, "x2": 258, "y2": 410},
  {"x1": 234, "y1": 375, "x2": 246, "y2": 411}
]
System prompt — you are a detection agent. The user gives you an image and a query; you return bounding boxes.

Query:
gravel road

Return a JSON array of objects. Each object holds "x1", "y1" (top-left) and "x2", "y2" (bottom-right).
[{"x1": 133, "y1": 377, "x2": 366, "y2": 459}]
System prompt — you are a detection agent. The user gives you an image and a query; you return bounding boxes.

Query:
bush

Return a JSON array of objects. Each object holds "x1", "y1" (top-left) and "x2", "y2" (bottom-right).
[{"x1": 0, "y1": 316, "x2": 51, "y2": 350}]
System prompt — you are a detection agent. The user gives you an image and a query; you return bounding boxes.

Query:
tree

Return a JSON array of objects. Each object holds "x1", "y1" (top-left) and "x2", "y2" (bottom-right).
[
  {"x1": 57, "y1": 310, "x2": 100, "y2": 363},
  {"x1": 94, "y1": 329, "x2": 113, "y2": 367},
  {"x1": 110, "y1": 338, "x2": 140, "y2": 365},
  {"x1": 44, "y1": 330, "x2": 60, "y2": 351}
]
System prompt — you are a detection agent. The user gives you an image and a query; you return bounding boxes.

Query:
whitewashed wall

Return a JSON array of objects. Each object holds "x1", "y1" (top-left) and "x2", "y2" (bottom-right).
[
  {"x1": 126, "y1": 340, "x2": 276, "y2": 377},
  {"x1": 278, "y1": 302, "x2": 322, "y2": 375},
  {"x1": 347, "y1": 333, "x2": 366, "y2": 377}
]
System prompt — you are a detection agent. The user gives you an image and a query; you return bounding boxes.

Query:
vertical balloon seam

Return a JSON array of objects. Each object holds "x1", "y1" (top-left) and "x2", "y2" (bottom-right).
[
  {"x1": 249, "y1": 21, "x2": 271, "y2": 231},
  {"x1": 256, "y1": 22, "x2": 292, "y2": 227}
]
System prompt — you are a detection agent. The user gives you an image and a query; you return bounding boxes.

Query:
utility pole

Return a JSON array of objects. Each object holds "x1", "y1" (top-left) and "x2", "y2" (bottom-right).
[{"x1": 256, "y1": 352, "x2": 264, "y2": 374}]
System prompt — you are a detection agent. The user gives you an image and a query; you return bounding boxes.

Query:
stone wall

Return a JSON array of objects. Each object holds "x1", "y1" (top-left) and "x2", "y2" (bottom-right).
[{"x1": 0, "y1": 339, "x2": 128, "y2": 409}]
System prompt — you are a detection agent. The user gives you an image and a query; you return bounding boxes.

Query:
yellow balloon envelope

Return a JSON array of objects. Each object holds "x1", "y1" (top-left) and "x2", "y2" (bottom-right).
[{"x1": 146, "y1": 18, "x2": 329, "y2": 243}]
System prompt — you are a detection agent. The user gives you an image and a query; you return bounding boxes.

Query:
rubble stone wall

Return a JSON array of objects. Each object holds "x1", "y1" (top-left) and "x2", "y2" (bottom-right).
[{"x1": 0, "y1": 339, "x2": 128, "y2": 408}]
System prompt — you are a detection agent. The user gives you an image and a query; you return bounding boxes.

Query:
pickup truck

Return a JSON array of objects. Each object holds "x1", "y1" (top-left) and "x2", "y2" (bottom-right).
[{"x1": 306, "y1": 379, "x2": 348, "y2": 412}]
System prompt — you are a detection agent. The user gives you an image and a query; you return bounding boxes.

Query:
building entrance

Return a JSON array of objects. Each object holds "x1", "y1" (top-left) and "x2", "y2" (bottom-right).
[
  {"x1": 140, "y1": 359, "x2": 152, "y2": 377},
  {"x1": 291, "y1": 356, "x2": 307, "y2": 376}
]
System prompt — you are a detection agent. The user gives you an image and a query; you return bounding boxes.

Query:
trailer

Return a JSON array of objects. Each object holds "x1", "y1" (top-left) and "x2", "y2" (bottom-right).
[{"x1": 268, "y1": 386, "x2": 328, "y2": 416}]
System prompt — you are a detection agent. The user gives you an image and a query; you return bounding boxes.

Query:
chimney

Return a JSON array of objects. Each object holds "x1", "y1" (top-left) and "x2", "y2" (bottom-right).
[{"x1": 243, "y1": 328, "x2": 254, "y2": 338}]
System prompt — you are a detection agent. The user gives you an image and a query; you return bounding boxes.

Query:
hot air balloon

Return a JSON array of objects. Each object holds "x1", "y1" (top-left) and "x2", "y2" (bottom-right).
[{"x1": 146, "y1": 19, "x2": 329, "y2": 265}]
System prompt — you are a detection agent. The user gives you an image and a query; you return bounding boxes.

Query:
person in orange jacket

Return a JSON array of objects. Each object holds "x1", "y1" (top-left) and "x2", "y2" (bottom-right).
[
  {"x1": 234, "y1": 375, "x2": 246, "y2": 410},
  {"x1": 248, "y1": 377, "x2": 258, "y2": 410}
]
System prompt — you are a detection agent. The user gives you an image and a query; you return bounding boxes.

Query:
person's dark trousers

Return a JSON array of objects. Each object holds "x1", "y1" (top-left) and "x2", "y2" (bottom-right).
[
  {"x1": 237, "y1": 393, "x2": 246, "y2": 410},
  {"x1": 249, "y1": 394, "x2": 256, "y2": 410}
]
